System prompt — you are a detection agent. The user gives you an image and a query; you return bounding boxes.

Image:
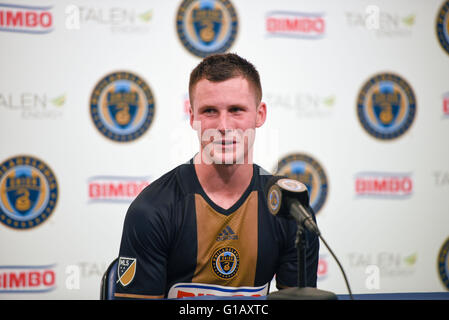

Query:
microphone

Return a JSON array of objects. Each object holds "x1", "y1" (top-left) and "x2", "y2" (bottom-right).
[
  {"x1": 265, "y1": 176, "x2": 320, "y2": 235},
  {"x1": 265, "y1": 175, "x2": 354, "y2": 300}
]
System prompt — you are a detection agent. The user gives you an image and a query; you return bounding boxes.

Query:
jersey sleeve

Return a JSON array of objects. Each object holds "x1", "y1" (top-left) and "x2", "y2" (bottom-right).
[
  {"x1": 275, "y1": 208, "x2": 320, "y2": 289},
  {"x1": 114, "y1": 198, "x2": 171, "y2": 298}
]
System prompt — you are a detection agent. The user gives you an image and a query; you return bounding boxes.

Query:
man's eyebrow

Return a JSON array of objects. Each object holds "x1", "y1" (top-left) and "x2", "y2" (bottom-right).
[
  {"x1": 197, "y1": 104, "x2": 248, "y2": 111},
  {"x1": 197, "y1": 105, "x2": 217, "y2": 111},
  {"x1": 228, "y1": 104, "x2": 247, "y2": 109}
]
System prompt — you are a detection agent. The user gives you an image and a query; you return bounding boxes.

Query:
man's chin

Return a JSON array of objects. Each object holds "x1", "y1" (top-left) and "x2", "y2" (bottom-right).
[{"x1": 208, "y1": 152, "x2": 250, "y2": 165}]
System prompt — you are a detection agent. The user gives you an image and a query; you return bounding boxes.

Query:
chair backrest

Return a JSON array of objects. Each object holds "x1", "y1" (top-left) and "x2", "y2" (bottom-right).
[{"x1": 100, "y1": 257, "x2": 118, "y2": 300}]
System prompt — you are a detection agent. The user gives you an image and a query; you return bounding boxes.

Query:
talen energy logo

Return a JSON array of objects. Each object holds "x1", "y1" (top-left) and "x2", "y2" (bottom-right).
[
  {"x1": 0, "y1": 264, "x2": 56, "y2": 293},
  {"x1": 0, "y1": 3, "x2": 53, "y2": 34},
  {"x1": 266, "y1": 11, "x2": 325, "y2": 39},
  {"x1": 88, "y1": 176, "x2": 151, "y2": 203},
  {"x1": 355, "y1": 172, "x2": 413, "y2": 198}
]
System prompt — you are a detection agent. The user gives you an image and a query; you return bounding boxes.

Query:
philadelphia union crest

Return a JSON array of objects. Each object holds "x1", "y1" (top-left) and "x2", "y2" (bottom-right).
[
  {"x1": 357, "y1": 73, "x2": 416, "y2": 140},
  {"x1": 275, "y1": 153, "x2": 328, "y2": 215},
  {"x1": 436, "y1": 0, "x2": 449, "y2": 56},
  {"x1": 0, "y1": 156, "x2": 58, "y2": 230},
  {"x1": 212, "y1": 247, "x2": 239, "y2": 280},
  {"x1": 438, "y1": 237, "x2": 449, "y2": 291},
  {"x1": 176, "y1": 0, "x2": 238, "y2": 58},
  {"x1": 90, "y1": 71, "x2": 155, "y2": 142},
  {"x1": 267, "y1": 184, "x2": 281, "y2": 216}
]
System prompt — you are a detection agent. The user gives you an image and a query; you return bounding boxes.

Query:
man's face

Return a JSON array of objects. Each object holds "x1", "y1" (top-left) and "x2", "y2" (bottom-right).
[{"x1": 189, "y1": 76, "x2": 266, "y2": 165}]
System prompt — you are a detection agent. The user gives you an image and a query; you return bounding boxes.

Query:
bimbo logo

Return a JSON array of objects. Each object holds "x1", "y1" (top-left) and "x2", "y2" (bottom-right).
[
  {"x1": 355, "y1": 172, "x2": 413, "y2": 198},
  {"x1": 88, "y1": 176, "x2": 150, "y2": 203},
  {"x1": 443, "y1": 92, "x2": 449, "y2": 117},
  {"x1": 168, "y1": 282, "x2": 268, "y2": 299},
  {"x1": 0, "y1": 3, "x2": 53, "y2": 34},
  {"x1": 266, "y1": 11, "x2": 325, "y2": 39},
  {"x1": 317, "y1": 254, "x2": 329, "y2": 281},
  {"x1": 0, "y1": 264, "x2": 56, "y2": 293}
]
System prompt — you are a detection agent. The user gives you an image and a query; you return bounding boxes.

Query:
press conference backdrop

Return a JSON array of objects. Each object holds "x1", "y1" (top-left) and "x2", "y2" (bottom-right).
[{"x1": 0, "y1": 0, "x2": 448, "y2": 299}]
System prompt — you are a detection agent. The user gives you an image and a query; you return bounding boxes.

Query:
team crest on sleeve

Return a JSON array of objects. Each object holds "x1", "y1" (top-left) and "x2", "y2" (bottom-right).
[
  {"x1": 211, "y1": 247, "x2": 239, "y2": 279},
  {"x1": 117, "y1": 257, "x2": 136, "y2": 287},
  {"x1": 90, "y1": 71, "x2": 155, "y2": 142},
  {"x1": 176, "y1": 0, "x2": 238, "y2": 58},
  {"x1": 436, "y1": 0, "x2": 449, "y2": 56},
  {"x1": 0, "y1": 155, "x2": 58, "y2": 230},
  {"x1": 275, "y1": 153, "x2": 328, "y2": 215},
  {"x1": 437, "y1": 237, "x2": 449, "y2": 291},
  {"x1": 267, "y1": 184, "x2": 281, "y2": 216},
  {"x1": 357, "y1": 73, "x2": 416, "y2": 140}
]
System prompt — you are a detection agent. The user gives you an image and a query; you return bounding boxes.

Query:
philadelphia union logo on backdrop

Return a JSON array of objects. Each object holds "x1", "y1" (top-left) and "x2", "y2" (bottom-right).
[
  {"x1": 357, "y1": 73, "x2": 416, "y2": 140},
  {"x1": 438, "y1": 237, "x2": 449, "y2": 291},
  {"x1": 275, "y1": 153, "x2": 328, "y2": 215},
  {"x1": 176, "y1": 0, "x2": 238, "y2": 58},
  {"x1": 90, "y1": 71, "x2": 155, "y2": 142},
  {"x1": 436, "y1": 0, "x2": 449, "y2": 56},
  {"x1": 0, "y1": 156, "x2": 58, "y2": 230}
]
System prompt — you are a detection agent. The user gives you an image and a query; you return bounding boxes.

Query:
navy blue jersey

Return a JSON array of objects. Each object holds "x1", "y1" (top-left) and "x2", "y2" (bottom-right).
[{"x1": 115, "y1": 160, "x2": 319, "y2": 298}]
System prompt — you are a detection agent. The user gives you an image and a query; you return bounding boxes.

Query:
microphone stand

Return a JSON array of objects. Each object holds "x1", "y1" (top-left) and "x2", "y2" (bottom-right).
[{"x1": 267, "y1": 222, "x2": 337, "y2": 300}]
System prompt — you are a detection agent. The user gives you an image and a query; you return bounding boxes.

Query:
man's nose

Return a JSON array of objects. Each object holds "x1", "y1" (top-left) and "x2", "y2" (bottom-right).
[{"x1": 217, "y1": 112, "x2": 231, "y2": 134}]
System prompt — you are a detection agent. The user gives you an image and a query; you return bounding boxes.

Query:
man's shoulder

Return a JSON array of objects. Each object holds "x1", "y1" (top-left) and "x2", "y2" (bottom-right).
[
  {"x1": 131, "y1": 163, "x2": 190, "y2": 210},
  {"x1": 253, "y1": 163, "x2": 274, "y2": 187}
]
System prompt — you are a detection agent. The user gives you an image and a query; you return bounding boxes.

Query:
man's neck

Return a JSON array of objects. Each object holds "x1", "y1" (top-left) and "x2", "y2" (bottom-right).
[{"x1": 193, "y1": 154, "x2": 254, "y2": 209}]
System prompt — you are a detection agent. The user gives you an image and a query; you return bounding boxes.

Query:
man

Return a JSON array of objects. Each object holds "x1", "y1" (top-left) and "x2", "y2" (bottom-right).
[{"x1": 114, "y1": 53, "x2": 319, "y2": 299}]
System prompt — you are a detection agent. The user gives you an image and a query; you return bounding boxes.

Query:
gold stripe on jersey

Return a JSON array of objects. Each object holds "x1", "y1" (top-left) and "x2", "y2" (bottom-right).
[{"x1": 192, "y1": 191, "x2": 258, "y2": 287}]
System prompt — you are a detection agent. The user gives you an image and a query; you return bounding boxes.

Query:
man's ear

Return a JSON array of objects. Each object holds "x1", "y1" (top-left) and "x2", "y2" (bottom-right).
[
  {"x1": 189, "y1": 103, "x2": 194, "y2": 128},
  {"x1": 256, "y1": 102, "x2": 267, "y2": 128}
]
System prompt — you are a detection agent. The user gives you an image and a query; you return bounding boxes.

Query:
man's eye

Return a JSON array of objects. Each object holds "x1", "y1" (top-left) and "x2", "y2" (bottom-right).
[
  {"x1": 203, "y1": 108, "x2": 216, "y2": 114},
  {"x1": 230, "y1": 107, "x2": 243, "y2": 113}
]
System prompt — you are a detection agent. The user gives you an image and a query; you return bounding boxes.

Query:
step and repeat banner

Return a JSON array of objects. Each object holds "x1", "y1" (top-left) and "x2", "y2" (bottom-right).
[{"x1": 0, "y1": 0, "x2": 448, "y2": 299}]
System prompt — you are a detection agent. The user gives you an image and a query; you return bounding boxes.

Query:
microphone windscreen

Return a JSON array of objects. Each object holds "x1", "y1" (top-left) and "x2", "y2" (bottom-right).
[
  {"x1": 263, "y1": 175, "x2": 284, "y2": 199},
  {"x1": 264, "y1": 175, "x2": 311, "y2": 215}
]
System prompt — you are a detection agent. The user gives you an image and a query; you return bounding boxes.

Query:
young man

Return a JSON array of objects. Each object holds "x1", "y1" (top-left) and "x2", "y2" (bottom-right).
[{"x1": 114, "y1": 53, "x2": 319, "y2": 299}]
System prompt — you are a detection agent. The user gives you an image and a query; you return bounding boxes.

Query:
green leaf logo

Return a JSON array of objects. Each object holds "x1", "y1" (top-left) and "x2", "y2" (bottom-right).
[
  {"x1": 51, "y1": 94, "x2": 66, "y2": 107},
  {"x1": 404, "y1": 253, "x2": 417, "y2": 266},
  {"x1": 323, "y1": 95, "x2": 335, "y2": 107},
  {"x1": 139, "y1": 10, "x2": 153, "y2": 23},
  {"x1": 402, "y1": 14, "x2": 415, "y2": 27}
]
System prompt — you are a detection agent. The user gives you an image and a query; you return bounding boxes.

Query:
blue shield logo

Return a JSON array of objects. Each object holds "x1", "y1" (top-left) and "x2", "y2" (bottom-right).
[
  {"x1": 6, "y1": 172, "x2": 40, "y2": 216},
  {"x1": 192, "y1": 5, "x2": 223, "y2": 45},
  {"x1": 372, "y1": 82, "x2": 401, "y2": 128},
  {"x1": 106, "y1": 90, "x2": 138, "y2": 129}
]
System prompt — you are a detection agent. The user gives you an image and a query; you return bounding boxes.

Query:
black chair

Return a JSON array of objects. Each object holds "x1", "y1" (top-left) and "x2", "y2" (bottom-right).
[{"x1": 100, "y1": 257, "x2": 118, "y2": 300}]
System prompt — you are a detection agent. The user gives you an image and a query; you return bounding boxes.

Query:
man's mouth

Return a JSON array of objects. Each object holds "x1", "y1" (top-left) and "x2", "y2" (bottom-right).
[{"x1": 213, "y1": 140, "x2": 236, "y2": 145}]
